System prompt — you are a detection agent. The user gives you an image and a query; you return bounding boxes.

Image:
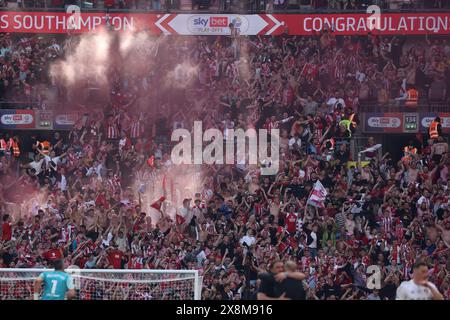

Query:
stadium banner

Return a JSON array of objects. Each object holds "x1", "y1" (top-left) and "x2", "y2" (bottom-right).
[
  {"x1": 53, "y1": 112, "x2": 81, "y2": 130},
  {"x1": 1, "y1": 11, "x2": 450, "y2": 35},
  {"x1": 0, "y1": 109, "x2": 35, "y2": 129},
  {"x1": 0, "y1": 109, "x2": 81, "y2": 130},
  {"x1": 419, "y1": 112, "x2": 450, "y2": 133},
  {"x1": 364, "y1": 113, "x2": 404, "y2": 133},
  {"x1": 35, "y1": 110, "x2": 54, "y2": 130},
  {"x1": 363, "y1": 112, "x2": 450, "y2": 134},
  {"x1": 0, "y1": 11, "x2": 161, "y2": 33}
]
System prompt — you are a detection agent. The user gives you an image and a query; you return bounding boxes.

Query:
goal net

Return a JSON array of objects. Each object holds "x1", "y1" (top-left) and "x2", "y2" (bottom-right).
[{"x1": 0, "y1": 268, "x2": 202, "y2": 300}]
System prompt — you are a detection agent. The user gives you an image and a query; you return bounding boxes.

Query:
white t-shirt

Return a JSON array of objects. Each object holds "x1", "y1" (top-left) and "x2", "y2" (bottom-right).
[
  {"x1": 240, "y1": 235, "x2": 256, "y2": 247},
  {"x1": 178, "y1": 206, "x2": 192, "y2": 224},
  {"x1": 29, "y1": 159, "x2": 44, "y2": 175},
  {"x1": 44, "y1": 155, "x2": 61, "y2": 170},
  {"x1": 288, "y1": 137, "x2": 301, "y2": 149},
  {"x1": 60, "y1": 174, "x2": 67, "y2": 191},
  {"x1": 326, "y1": 97, "x2": 346, "y2": 109},
  {"x1": 396, "y1": 280, "x2": 438, "y2": 300},
  {"x1": 308, "y1": 231, "x2": 317, "y2": 249}
]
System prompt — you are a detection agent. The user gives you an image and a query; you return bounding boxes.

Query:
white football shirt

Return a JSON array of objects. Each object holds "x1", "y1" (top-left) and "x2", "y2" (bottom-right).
[{"x1": 396, "y1": 280, "x2": 438, "y2": 300}]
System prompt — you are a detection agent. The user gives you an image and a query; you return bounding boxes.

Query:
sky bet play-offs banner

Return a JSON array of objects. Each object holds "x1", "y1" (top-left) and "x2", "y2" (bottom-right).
[
  {"x1": 363, "y1": 112, "x2": 450, "y2": 134},
  {"x1": 1, "y1": 109, "x2": 449, "y2": 133},
  {"x1": 0, "y1": 12, "x2": 450, "y2": 35},
  {"x1": 0, "y1": 109, "x2": 80, "y2": 131}
]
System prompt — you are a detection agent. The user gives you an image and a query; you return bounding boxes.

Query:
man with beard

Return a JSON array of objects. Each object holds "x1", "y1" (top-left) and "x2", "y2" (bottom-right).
[
  {"x1": 274, "y1": 261, "x2": 306, "y2": 300},
  {"x1": 257, "y1": 260, "x2": 306, "y2": 300}
]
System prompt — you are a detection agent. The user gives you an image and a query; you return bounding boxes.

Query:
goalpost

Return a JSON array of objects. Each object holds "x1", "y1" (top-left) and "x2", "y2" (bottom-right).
[{"x1": 0, "y1": 268, "x2": 202, "y2": 300}]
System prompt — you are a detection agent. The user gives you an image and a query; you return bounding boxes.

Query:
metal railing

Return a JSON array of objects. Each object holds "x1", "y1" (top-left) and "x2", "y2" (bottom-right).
[
  {"x1": 0, "y1": 100, "x2": 58, "y2": 110},
  {"x1": 359, "y1": 103, "x2": 450, "y2": 113}
]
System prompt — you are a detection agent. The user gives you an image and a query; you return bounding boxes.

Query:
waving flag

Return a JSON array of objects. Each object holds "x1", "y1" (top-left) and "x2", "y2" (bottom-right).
[{"x1": 307, "y1": 180, "x2": 328, "y2": 208}]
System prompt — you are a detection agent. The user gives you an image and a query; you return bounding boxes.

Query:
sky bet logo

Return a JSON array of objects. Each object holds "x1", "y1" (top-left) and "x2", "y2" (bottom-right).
[{"x1": 193, "y1": 16, "x2": 229, "y2": 28}]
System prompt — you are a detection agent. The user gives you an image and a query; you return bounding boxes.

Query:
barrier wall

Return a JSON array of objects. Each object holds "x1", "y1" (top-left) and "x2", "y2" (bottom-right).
[
  {"x1": 2, "y1": 109, "x2": 450, "y2": 132},
  {"x1": 363, "y1": 112, "x2": 450, "y2": 134},
  {"x1": 1, "y1": 11, "x2": 450, "y2": 35},
  {"x1": 0, "y1": 109, "x2": 80, "y2": 130}
]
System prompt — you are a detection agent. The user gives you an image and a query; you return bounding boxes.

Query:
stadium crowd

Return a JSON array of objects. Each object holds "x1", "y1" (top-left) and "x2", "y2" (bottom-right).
[{"x1": 0, "y1": 23, "x2": 450, "y2": 300}]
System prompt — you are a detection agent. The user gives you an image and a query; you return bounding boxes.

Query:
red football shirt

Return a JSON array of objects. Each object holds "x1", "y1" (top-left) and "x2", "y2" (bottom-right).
[
  {"x1": 2, "y1": 222, "x2": 12, "y2": 241},
  {"x1": 108, "y1": 250, "x2": 124, "y2": 269},
  {"x1": 286, "y1": 213, "x2": 298, "y2": 234},
  {"x1": 104, "y1": 0, "x2": 115, "y2": 8},
  {"x1": 44, "y1": 248, "x2": 62, "y2": 261}
]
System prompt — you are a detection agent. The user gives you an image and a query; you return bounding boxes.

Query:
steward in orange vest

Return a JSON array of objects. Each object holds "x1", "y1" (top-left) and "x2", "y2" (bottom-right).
[
  {"x1": 405, "y1": 88, "x2": 419, "y2": 107},
  {"x1": 37, "y1": 140, "x2": 51, "y2": 155},
  {"x1": 429, "y1": 117, "x2": 441, "y2": 140},
  {"x1": 402, "y1": 143, "x2": 417, "y2": 165},
  {"x1": 0, "y1": 137, "x2": 7, "y2": 154},
  {"x1": 9, "y1": 137, "x2": 20, "y2": 158}
]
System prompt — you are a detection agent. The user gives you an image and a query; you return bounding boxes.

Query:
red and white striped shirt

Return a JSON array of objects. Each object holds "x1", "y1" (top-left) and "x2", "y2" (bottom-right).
[
  {"x1": 381, "y1": 215, "x2": 393, "y2": 234},
  {"x1": 108, "y1": 175, "x2": 121, "y2": 192},
  {"x1": 106, "y1": 124, "x2": 119, "y2": 139},
  {"x1": 130, "y1": 121, "x2": 143, "y2": 139}
]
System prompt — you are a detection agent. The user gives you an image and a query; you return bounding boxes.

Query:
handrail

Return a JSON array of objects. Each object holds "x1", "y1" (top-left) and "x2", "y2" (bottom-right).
[{"x1": 359, "y1": 103, "x2": 450, "y2": 113}]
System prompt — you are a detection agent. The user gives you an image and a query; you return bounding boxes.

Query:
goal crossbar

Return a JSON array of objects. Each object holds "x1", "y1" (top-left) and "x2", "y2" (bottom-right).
[{"x1": 0, "y1": 268, "x2": 202, "y2": 300}]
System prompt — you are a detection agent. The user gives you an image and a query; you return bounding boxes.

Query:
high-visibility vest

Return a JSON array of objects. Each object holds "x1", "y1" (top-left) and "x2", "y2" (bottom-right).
[
  {"x1": 404, "y1": 146, "x2": 417, "y2": 155},
  {"x1": 405, "y1": 89, "x2": 418, "y2": 107},
  {"x1": 0, "y1": 139, "x2": 7, "y2": 152},
  {"x1": 402, "y1": 146, "x2": 416, "y2": 164},
  {"x1": 10, "y1": 140, "x2": 20, "y2": 157},
  {"x1": 349, "y1": 113, "x2": 357, "y2": 128},
  {"x1": 339, "y1": 119, "x2": 352, "y2": 137},
  {"x1": 38, "y1": 140, "x2": 51, "y2": 155},
  {"x1": 429, "y1": 121, "x2": 439, "y2": 139}
]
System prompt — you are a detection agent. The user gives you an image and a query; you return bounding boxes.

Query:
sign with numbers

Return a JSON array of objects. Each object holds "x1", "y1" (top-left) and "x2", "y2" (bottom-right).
[{"x1": 403, "y1": 113, "x2": 419, "y2": 133}]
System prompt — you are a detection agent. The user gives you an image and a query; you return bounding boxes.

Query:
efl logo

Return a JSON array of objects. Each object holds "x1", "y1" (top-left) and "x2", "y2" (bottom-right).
[{"x1": 210, "y1": 17, "x2": 228, "y2": 27}]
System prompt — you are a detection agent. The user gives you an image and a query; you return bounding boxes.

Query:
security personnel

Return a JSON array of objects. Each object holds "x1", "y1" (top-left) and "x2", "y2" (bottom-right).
[
  {"x1": 405, "y1": 87, "x2": 419, "y2": 107},
  {"x1": 403, "y1": 145, "x2": 417, "y2": 155},
  {"x1": 9, "y1": 137, "x2": 20, "y2": 158},
  {"x1": 429, "y1": 117, "x2": 442, "y2": 140},
  {"x1": 339, "y1": 115, "x2": 356, "y2": 138},
  {"x1": 37, "y1": 140, "x2": 51, "y2": 156},
  {"x1": 338, "y1": 120, "x2": 351, "y2": 139},
  {"x1": 402, "y1": 142, "x2": 417, "y2": 165},
  {"x1": 0, "y1": 136, "x2": 7, "y2": 155}
]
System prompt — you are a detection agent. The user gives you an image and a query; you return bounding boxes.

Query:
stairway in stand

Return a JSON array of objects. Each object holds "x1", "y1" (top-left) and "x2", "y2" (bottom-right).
[
  {"x1": 179, "y1": 0, "x2": 192, "y2": 10},
  {"x1": 180, "y1": 0, "x2": 221, "y2": 11}
]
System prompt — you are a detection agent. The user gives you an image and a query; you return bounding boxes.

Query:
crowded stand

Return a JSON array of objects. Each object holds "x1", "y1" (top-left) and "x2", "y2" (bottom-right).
[{"x1": 0, "y1": 6, "x2": 450, "y2": 301}]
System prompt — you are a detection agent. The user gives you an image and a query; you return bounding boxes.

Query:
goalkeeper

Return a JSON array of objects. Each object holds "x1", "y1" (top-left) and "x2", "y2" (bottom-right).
[{"x1": 33, "y1": 260, "x2": 76, "y2": 300}]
